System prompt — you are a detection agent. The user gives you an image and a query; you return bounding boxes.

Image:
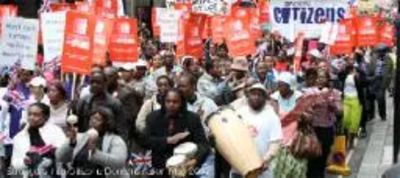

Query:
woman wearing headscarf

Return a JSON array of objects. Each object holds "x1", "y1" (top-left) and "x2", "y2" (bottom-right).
[
  {"x1": 11, "y1": 102, "x2": 66, "y2": 178},
  {"x1": 56, "y1": 107, "x2": 129, "y2": 178},
  {"x1": 270, "y1": 72, "x2": 307, "y2": 178},
  {"x1": 140, "y1": 89, "x2": 210, "y2": 177}
]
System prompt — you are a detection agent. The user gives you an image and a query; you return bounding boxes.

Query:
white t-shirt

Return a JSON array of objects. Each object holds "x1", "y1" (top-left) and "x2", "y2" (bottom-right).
[
  {"x1": 344, "y1": 74, "x2": 358, "y2": 98},
  {"x1": 49, "y1": 102, "x2": 69, "y2": 129},
  {"x1": 234, "y1": 103, "x2": 283, "y2": 178}
]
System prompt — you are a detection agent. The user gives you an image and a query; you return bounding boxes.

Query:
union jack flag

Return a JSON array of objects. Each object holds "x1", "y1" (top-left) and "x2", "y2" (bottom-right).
[
  {"x1": 42, "y1": 56, "x2": 61, "y2": 74},
  {"x1": 128, "y1": 151, "x2": 152, "y2": 171},
  {"x1": 6, "y1": 89, "x2": 27, "y2": 110},
  {"x1": 38, "y1": 0, "x2": 51, "y2": 13}
]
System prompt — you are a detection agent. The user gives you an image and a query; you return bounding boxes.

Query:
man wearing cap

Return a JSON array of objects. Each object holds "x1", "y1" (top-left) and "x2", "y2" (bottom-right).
[
  {"x1": 125, "y1": 60, "x2": 156, "y2": 100},
  {"x1": 227, "y1": 57, "x2": 251, "y2": 99},
  {"x1": 20, "y1": 77, "x2": 50, "y2": 127},
  {"x1": 230, "y1": 83, "x2": 282, "y2": 178}
]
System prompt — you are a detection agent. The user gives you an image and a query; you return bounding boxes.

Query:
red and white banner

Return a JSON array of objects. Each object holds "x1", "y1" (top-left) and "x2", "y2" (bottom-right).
[
  {"x1": 92, "y1": 17, "x2": 114, "y2": 65},
  {"x1": 61, "y1": 11, "x2": 95, "y2": 75},
  {"x1": 108, "y1": 18, "x2": 139, "y2": 63}
]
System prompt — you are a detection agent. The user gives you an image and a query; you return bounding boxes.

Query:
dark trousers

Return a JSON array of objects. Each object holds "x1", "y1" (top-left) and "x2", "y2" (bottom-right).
[
  {"x1": 307, "y1": 126, "x2": 335, "y2": 178},
  {"x1": 368, "y1": 88, "x2": 387, "y2": 120},
  {"x1": 215, "y1": 151, "x2": 230, "y2": 178}
]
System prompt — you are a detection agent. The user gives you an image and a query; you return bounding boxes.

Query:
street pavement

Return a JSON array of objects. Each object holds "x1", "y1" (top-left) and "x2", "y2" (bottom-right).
[{"x1": 327, "y1": 96, "x2": 394, "y2": 178}]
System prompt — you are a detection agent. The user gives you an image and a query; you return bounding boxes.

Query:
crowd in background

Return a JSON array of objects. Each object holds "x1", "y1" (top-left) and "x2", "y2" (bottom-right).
[{"x1": 0, "y1": 0, "x2": 397, "y2": 178}]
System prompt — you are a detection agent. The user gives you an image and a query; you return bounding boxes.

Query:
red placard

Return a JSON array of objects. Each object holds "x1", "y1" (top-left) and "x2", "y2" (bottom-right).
[
  {"x1": 95, "y1": 0, "x2": 118, "y2": 19},
  {"x1": 250, "y1": 8, "x2": 262, "y2": 40},
  {"x1": 49, "y1": 3, "x2": 76, "y2": 12},
  {"x1": 201, "y1": 17, "x2": 211, "y2": 40},
  {"x1": 224, "y1": 7, "x2": 255, "y2": 57},
  {"x1": 377, "y1": 22, "x2": 394, "y2": 47},
  {"x1": 211, "y1": 16, "x2": 226, "y2": 44},
  {"x1": 331, "y1": 19, "x2": 355, "y2": 55},
  {"x1": 356, "y1": 16, "x2": 377, "y2": 47},
  {"x1": 108, "y1": 18, "x2": 138, "y2": 63},
  {"x1": 92, "y1": 17, "x2": 114, "y2": 65},
  {"x1": 176, "y1": 14, "x2": 206, "y2": 59},
  {"x1": 185, "y1": 14, "x2": 206, "y2": 59},
  {"x1": 259, "y1": 0, "x2": 270, "y2": 24},
  {"x1": 75, "y1": 2, "x2": 95, "y2": 14},
  {"x1": 0, "y1": 5, "x2": 18, "y2": 36},
  {"x1": 152, "y1": 8, "x2": 160, "y2": 37},
  {"x1": 61, "y1": 11, "x2": 95, "y2": 75}
]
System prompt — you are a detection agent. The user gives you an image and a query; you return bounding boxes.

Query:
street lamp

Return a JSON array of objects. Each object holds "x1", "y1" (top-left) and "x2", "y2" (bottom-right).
[{"x1": 393, "y1": 1, "x2": 400, "y2": 164}]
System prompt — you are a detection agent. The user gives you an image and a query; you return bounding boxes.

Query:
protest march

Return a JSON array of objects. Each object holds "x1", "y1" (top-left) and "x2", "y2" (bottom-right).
[{"x1": 0, "y1": 0, "x2": 398, "y2": 177}]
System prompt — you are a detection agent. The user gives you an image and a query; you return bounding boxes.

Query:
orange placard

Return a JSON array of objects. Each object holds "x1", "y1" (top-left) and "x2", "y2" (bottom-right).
[
  {"x1": 108, "y1": 18, "x2": 138, "y2": 63},
  {"x1": 224, "y1": 6, "x2": 255, "y2": 57},
  {"x1": 152, "y1": 8, "x2": 160, "y2": 37},
  {"x1": 377, "y1": 22, "x2": 394, "y2": 47},
  {"x1": 331, "y1": 19, "x2": 355, "y2": 55},
  {"x1": 259, "y1": 0, "x2": 270, "y2": 24},
  {"x1": 95, "y1": 0, "x2": 118, "y2": 19},
  {"x1": 75, "y1": 2, "x2": 95, "y2": 14},
  {"x1": 185, "y1": 14, "x2": 206, "y2": 59},
  {"x1": 92, "y1": 17, "x2": 114, "y2": 65},
  {"x1": 356, "y1": 16, "x2": 377, "y2": 47},
  {"x1": 50, "y1": 3, "x2": 76, "y2": 12},
  {"x1": 0, "y1": 5, "x2": 18, "y2": 37},
  {"x1": 176, "y1": 14, "x2": 206, "y2": 59},
  {"x1": 61, "y1": 11, "x2": 95, "y2": 75},
  {"x1": 250, "y1": 8, "x2": 262, "y2": 40},
  {"x1": 211, "y1": 16, "x2": 225, "y2": 44},
  {"x1": 201, "y1": 16, "x2": 211, "y2": 40}
]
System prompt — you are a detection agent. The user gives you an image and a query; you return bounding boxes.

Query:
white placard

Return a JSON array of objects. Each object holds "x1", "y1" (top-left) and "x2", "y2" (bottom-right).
[
  {"x1": 269, "y1": 0, "x2": 349, "y2": 41},
  {"x1": 0, "y1": 17, "x2": 39, "y2": 70},
  {"x1": 192, "y1": 0, "x2": 220, "y2": 15},
  {"x1": 158, "y1": 9, "x2": 181, "y2": 43},
  {"x1": 41, "y1": 12, "x2": 66, "y2": 63},
  {"x1": 319, "y1": 21, "x2": 339, "y2": 45}
]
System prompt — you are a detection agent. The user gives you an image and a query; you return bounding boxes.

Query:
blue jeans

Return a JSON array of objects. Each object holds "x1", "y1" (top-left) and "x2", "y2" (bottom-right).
[{"x1": 196, "y1": 152, "x2": 215, "y2": 178}]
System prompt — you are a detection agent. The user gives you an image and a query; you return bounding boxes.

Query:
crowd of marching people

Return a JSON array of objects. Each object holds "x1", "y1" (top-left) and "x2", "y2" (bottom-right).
[
  {"x1": 0, "y1": 1, "x2": 397, "y2": 178},
  {"x1": 0, "y1": 28, "x2": 395, "y2": 178}
]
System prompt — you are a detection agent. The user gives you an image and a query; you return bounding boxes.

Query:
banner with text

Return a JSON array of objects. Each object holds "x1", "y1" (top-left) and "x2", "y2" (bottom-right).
[
  {"x1": 0, "y1": 5, "x2": 18, "y2": 39},
  {"x1": 0, "y1": 17, "x2": 38, "y2": 70},
  {"x1": 269, "y1": 0, "x2": 349, "y2": 41},
  {"x1": 108, "y1": 18, "x2": 138, "y2": 63},
  {"x1": 92, "y1": 17, "x2": 113, "y2": 65},
  {"x1": 158, "y1": 9, "x2": 181, "y2": 43},
  {"x1": 61, "y1": 11, "x2": 95, "y2": 75},
  {"x1": 41, "y1": 12, "x2": 66, "y2": 63}
]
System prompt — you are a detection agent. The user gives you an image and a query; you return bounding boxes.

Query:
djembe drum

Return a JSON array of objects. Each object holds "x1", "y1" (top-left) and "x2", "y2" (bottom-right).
[{"x1": 206, "y1": 106, "x2": 263, "y2": 178}]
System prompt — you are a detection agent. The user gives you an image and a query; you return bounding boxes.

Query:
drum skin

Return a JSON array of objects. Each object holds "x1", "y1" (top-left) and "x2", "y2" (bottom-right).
[{"x1": 206, "y1": 107, "x2": 263, "y2": 177}]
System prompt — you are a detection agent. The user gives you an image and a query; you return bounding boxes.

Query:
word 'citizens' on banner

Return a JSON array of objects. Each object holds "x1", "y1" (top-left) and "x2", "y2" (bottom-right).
[
  {"x1": 0, "y1": 17, "x2": 39, "y2": 70},
  {"x1": 61, "y1": 11, "x2": 95, "y2": 75},
  {"x1": 269, "y1": 0, "x2": 349, "y2": 41},
  {"x1": 108, "y1": 18, "x2": 138, "y2": 63}
]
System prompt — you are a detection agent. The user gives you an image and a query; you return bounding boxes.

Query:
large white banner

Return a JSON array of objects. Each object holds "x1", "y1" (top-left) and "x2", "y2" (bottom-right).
[
  {"x1": 41, "y1": 12, "x2": 66, "y2": 63},
  {"x1": 0, "y1": 17, "x2": 39, "y2": 70},
  {"x1": 269, "y1": 0, "x2": 349, "y2": 41},
  {"x1": 157, "y1": 9, "x2": 181, "y2": 43}
]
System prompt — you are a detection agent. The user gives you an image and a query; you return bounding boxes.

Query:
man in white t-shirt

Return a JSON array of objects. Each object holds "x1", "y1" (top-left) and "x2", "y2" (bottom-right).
[{"x1": 231, "y1": 83, "x2": 283, "y2": 178}]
